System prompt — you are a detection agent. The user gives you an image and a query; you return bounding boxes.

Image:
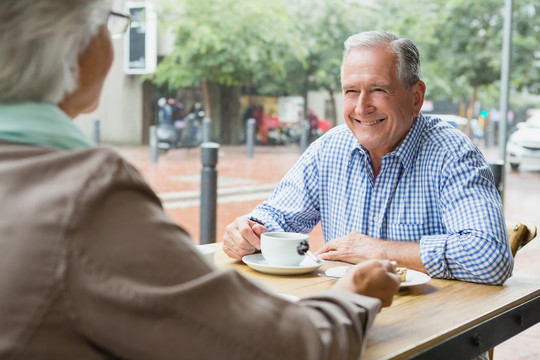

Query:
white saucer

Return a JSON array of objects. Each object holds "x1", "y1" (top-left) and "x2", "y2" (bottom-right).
[
  {"x1": 242, "y1": 254, "x2": 322, "y2": 275},
  {"x1": 324, "y1": 266, "x2": 431, "y2": 287}
]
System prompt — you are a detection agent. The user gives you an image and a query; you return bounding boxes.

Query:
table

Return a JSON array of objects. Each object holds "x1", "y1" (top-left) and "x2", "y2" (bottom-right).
[{"x1": 206, "y1": 243, "x2": 540, "y2": 360}]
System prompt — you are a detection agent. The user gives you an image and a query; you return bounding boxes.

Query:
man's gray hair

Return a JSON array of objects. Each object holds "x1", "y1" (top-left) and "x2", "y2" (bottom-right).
[
  {"x1": 341, "y1": 31, "x2": 422, "y2": 90},
  {"x1": 0, "y1": 0, "x2": 110, "y2": 104}
]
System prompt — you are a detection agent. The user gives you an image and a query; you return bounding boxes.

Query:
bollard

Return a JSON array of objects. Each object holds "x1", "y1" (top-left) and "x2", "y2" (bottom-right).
[
  {"x1": 200, "y1": 142, "x2": 219, "y2": 244},
  {"x1": 489, "y1": 160, "x2": 505, "y2": 201},
  {"x1": 93, "y1": 118, "x2": 101, "y2": 144},
  {"x1": 300, "y1": 119, "x2": 310, "y2": 153},
  {"x1": 246, "y1": 118, "x2": 256, "y2": 158},
  {"x1": 202, "y1": 117, "x2": 212, "y2": 143},
  {"x1": 149, "y1": 125, "x2": 158, "y2": 163}
]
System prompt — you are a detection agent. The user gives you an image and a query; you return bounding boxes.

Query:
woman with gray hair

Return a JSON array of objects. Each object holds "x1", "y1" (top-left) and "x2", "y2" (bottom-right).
[{"x1": 0, "y1": 1, "x2": 401, "y2": 359}]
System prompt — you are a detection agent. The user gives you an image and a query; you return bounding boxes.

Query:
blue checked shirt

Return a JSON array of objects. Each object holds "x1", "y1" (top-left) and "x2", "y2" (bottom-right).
[{"x1": 249, "y1": 114, "x2": 513, "y2": 285}]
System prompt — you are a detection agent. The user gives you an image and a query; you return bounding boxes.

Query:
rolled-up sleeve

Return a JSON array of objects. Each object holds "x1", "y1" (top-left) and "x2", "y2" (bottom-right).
[{"x1": 420, "y1": 150, "x2": 513, "y2": 285}]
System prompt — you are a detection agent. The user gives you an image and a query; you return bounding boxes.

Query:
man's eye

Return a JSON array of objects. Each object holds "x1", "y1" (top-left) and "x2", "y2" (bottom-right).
[{"x1": 374, "y1": 88, "x2": 385, "y2": 92}]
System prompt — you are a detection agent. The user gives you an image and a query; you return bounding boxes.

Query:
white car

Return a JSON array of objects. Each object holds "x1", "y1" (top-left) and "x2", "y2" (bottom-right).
[{"x1": 507, "y1": 117, "x2": 540, "y2": 170}]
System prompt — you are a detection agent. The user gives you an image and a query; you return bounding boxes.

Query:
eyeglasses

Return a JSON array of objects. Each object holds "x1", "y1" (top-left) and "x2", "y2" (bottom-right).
[{"x1": 108, "y1": 11, "x2": 131, "y2": 39}]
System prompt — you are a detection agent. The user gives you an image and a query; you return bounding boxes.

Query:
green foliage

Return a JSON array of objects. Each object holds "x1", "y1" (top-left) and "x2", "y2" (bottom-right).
[
  {"x1": 511, "y1": 0, "x2": 540, "y2": 93},
  {"x1": 150, "y1": 0, "x2": 303, "y2": 90},
  {"x1": 149, "y1": 0, "x2": 540, "y2": 130},
  {"x1": 262, "y1": 0, "x2": 378, "y2": 94},
  {"x1": 380, "y1": 0, "x2": 539, "y2": 101}
]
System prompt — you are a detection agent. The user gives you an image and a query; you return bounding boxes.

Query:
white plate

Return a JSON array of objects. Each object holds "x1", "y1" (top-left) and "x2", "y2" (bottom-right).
[
  {"x1": 242, "y1": 254, "x2": 322, "y2": 275},
  {"x1": 324, "y1": 266, "x2": 431, "y2": 287}
]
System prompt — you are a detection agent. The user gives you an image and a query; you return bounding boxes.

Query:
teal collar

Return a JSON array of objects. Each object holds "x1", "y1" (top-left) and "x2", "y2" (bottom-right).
[{"x1": 0, "y1": 102, "x2": 94, "y2": 150}]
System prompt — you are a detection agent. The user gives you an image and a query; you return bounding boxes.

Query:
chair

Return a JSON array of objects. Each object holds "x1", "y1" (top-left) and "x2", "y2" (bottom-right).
[
  {"x1": 506, "y1": 219, "x2": 537, "y2": 258},
  {"x1": 487, "y1": 219, "x2": 537, "y2": 360}
]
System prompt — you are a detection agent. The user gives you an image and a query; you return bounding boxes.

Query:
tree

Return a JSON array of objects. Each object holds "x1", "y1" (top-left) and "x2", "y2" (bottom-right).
[
  {"x1": 150, "y1": 0, "x2": 303, "y2": 144},
  {"x1": 257, "y1": 0, "x2": 378, "y2": 125},
  {"x1": 434, "y1": 1, "x2": 504, "y2": 134},
  {"x1": 150, "y1": 0, "x2": 540, "y2": 144},
  {"x1": 511, "y1": 0, "x2": 540, "y2": 94},
  {"x1": 299, "y1": 0, "x2": 380, "y2": 125},
  {"x1": 297, "y1": 0, "x2": 540, "y2": 130},
  {"x1": 376, "y1": 0, "x2": 540, "y2": 137},
  {"x1": 371, "y1": 0, "x2": 455, "y2": 102}
]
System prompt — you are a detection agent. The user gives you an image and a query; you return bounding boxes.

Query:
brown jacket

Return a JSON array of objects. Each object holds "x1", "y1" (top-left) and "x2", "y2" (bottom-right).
[{"x1": 0, "y1": 142, "x2": 380, "y2": 360}]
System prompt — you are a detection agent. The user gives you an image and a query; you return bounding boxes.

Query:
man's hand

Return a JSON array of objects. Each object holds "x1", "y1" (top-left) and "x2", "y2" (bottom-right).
[
  {"x1": 315, "y1": 232, "x2": 387, "y2": 263},
  {"x1": 222, "y1": 217, "x2": 267, "y2": 260},
  {"x1": 333, "y1": 260, "x2": 401, "y2": 307},
  {"x1": 315, "y1": 231, "x2": 426, "y2": 273}
]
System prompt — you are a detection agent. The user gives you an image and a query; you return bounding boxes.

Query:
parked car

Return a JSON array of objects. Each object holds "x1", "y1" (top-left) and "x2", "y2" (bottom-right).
[{"x1": 507, "y1": 116, "x2": 540, "y2": 170}]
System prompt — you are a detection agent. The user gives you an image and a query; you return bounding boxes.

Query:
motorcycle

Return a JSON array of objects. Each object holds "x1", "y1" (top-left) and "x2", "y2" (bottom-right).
[
  {"x1": 266, "y1": 124, "x2": 301, "y2": 145},
  {"x1": 156, "y1": 111, "x2": 205, "y2": 152}
]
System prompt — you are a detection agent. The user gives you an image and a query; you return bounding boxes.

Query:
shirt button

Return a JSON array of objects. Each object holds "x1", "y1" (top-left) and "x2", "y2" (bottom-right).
[{"x1": 373, "y1": 216, "x2": 379, "y2": 222}]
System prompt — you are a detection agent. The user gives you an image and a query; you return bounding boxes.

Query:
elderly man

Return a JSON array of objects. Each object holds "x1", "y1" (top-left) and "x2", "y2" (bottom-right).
[{"x1": 223, "y1": 31, "x2": 513, "y2": 286}]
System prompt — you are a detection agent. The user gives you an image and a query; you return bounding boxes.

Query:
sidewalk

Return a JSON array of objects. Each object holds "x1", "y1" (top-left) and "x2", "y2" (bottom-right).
[
  {"x1": 114, "y1": 144, "x2": 327, "y2": 248},
  {"x1": 114, "y1": 143, "x2": 540, "y2": 360}
]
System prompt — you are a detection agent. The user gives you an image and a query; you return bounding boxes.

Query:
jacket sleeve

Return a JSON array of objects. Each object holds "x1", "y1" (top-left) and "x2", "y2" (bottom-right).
[{"x1": 65, "y1": 153, "x2": 381, "y2": 360}]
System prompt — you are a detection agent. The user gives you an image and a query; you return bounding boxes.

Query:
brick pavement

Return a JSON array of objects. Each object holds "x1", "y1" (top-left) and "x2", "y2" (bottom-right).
[
  {"x1": 113, "y1": 144, "x2": 326, "y2": 249},
  {"x1": 113, "y1": 143, "x2": 540, "y2": 360}
]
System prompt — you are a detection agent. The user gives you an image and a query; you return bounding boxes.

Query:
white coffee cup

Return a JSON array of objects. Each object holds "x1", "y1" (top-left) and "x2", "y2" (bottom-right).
[
  {"x1": 260, "y1": 232, "x2": 308, "y2": 266},
  {"x1": 196, "y1": 245, "x2": 215, "y2": 264}
]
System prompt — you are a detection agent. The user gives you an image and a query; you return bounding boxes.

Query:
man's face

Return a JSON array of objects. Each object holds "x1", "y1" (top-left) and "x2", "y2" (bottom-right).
[{"x1": 341, "y1": 46, "x2": 425, "y2": 159}]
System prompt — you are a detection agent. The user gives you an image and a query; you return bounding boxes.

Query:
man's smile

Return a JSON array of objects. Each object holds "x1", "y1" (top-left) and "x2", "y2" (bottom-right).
[{"x1": 354, "y1": 118, "x2": 386, "y2": 126}]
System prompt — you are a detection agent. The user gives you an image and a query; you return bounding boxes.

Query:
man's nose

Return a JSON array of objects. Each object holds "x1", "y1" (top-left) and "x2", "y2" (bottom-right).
[{"x1": 355, "y1": 93, "x2": 375, "y2": 116}]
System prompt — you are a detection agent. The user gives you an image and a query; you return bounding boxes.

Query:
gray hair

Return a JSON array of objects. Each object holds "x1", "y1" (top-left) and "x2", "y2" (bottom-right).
[
  {"x1": 0, "y1": 0, "x2": 110, "y2": 104},
  {"x1": 341, "y1": 31, "x2": 422, "y2": 90}
]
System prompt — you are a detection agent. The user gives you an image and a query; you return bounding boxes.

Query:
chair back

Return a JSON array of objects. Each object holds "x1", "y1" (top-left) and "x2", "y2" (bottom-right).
[{"x1": 507, "y1": 220, "x2": 538, "y2": 257}]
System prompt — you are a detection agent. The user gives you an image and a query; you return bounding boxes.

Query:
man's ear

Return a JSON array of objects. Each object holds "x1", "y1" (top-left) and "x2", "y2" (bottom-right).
[{"x1": 412, "y1": 80, "x2": 426, "y2": 117}]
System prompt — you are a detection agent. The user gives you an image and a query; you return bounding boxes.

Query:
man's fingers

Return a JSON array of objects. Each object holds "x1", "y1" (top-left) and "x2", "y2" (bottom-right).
[
  {"x1": 222, "y1": 217, "x2": 264, "y2": 261},
  {"x1": 231, "y1": 229, "x2": 256, "y2": 251},
  {"x1": 317, "y1": 250, "x2": 340, "y2": 260},
  {"x1": 235, "y1": 218, "x2": 262, "y2": 250},
  {"x1": 222, "y1": 243, "x2": 242, "y2": 260},
  {"x1": 226, "y1": 219, "x2": 257, "y2": 250},
  {"x1": 314, "y1": 242, "x2": 333, "y2": 256},
  {"x1": 251, "y1": 223, "x2": 267, "y2": 238}
]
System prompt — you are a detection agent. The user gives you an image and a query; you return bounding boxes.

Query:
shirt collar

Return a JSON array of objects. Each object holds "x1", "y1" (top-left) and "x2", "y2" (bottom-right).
[
  {"x1": 347, "y1": 113, "x2": 427, "y2": 171},
  {"x1": 0, "y1": 102, "x2": 94, "y2": 150},
  {"x1": 391, "y1": 113, "x2": 426, "y2": 170}
]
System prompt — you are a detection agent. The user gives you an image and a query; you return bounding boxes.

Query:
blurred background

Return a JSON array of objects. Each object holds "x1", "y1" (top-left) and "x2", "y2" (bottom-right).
[{"x1": 77, "y1": 0, "x2": 540, "y2": 151}]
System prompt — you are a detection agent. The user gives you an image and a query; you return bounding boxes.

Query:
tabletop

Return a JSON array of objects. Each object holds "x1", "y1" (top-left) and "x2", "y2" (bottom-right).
[{"x1": 205, "y1": 243, "x2": 540, "y2": 360}]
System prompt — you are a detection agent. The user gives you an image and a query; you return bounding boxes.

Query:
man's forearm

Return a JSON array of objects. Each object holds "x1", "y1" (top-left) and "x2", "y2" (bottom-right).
[{"x1": 383, "y1": 241, "x2": 426, "y2": 274}]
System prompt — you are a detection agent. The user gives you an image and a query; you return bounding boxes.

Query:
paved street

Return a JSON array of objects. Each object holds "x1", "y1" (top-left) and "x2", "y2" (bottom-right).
[{"x1": 115, "y1": 143, "x2": 540, "y2": 359}]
